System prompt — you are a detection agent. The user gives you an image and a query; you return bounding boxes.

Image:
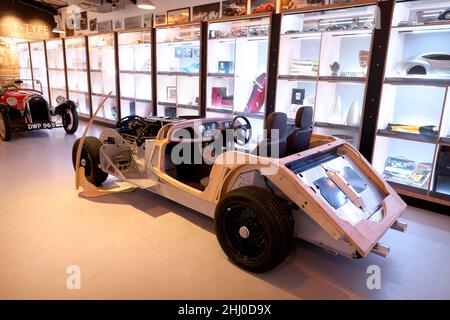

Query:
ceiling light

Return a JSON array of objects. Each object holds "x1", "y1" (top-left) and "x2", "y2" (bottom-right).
[
  {"x1": 137, "y1": 0, "x2": 156, "y2": 10},
  {"x1": 53, "y1": 15, "x2": 65, "y2": 34}
]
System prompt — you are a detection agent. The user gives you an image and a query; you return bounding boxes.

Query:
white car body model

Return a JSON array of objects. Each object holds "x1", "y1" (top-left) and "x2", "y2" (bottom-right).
[{"x1": 396, "y1": 52, "x2": 450, "y2": 77}]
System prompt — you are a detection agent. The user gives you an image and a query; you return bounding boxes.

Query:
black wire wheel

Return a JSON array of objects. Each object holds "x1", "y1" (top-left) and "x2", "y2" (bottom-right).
[
  {"x1": 72, "y1": 137, "x2": 108, "y2": 186},
  {"x1": 215, "y1": 186, "x2": 294, "y2": 273},
  {"x1": 62, "y1": 104, "x2": 79, "y2": 134},
  {"x1": 0, "y1": 109, "x2": 12, "y2": 141}
]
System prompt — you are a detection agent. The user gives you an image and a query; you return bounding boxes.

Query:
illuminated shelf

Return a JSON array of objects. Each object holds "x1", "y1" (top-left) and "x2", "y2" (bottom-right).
[
  {"x1": 157, "y1": 71, "x2": 199, "y2": 77},
  {"x1": 319, "y1": 76, "x2": 366, "y2": 83},
  {"x1": 158, "y1": 101, "x2": 177, "y2": 107},
  {"x1": 234, "y1": 111, "x2": 265, "y2": 119},
  {"x1": 208, "y1": 73, "x2": 235, "y2": 78},
  {"x1": 384, "y1": 77, "x2": 450, "y2": 87},
  {"x1": 67, "y1": 68, "x2": 87, "y2": 72},
  {"x1": 177, "y1": 104, "x2": 199, "y2": 110},
  {"x1": 278, "y1": 74, "x2": 317, "y2": 81},
  {"x1": 206, "y1": 107, "x2": 233, "y2": 114},
  {"x1": 392, "y1": 22, "x2": 450, "y2": 33},
  {"x1": 120, "y1": 70, "x2": 152, "y2": 75},
  {"x1": 157, "y1": 39, "x2": 200, "y2": 45},
  {"x1": 377, "y1": 129, "x2": 439, "y2": 144},
  {"x1": 315, "y1": 121, "x2": 360, "y2": 132}
]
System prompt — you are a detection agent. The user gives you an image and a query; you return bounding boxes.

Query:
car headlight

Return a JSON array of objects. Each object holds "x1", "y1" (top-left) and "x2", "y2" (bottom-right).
[
  {"x1": 56, "y1": 95, "x2": 66, "y2": 104},
  {"x1": 6, "y1": 97, "x2": 17, "y2": 106}
]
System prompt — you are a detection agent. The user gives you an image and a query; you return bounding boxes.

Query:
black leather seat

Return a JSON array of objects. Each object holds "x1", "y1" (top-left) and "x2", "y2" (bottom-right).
[
  {"x1": 257, "y1": 112, "x2": 288, "y2": 158},
  {"x1": 287, "y1": 106, "x2": 313, "y2": 155}
]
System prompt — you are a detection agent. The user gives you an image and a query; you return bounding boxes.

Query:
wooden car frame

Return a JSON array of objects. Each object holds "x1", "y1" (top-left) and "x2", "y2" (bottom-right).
[{"x1": 73, "y1": 95, "x2": 407, "y2": 273}]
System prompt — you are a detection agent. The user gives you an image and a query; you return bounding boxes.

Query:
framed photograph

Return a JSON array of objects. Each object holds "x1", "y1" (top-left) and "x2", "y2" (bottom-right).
[
  {"x1": 143, "y1": 14, "x2": 153, "y2": 28},
  {"x1": 124, "y1": 16, "x2": 142, "y2": 29},
  {"x1": 218, "y1": 61, "x2": 233, "y2": 74},
  {"x1": 167, "y1": 7, "x2": 190, "y2": 25},
  {"x1": 222, "y1": 0, "x2": 247, "y2": 17},
  {"x1": 291, "y1": 88, "x2": 305, "y2": 105},
  {"x1": 251, "y1": 0, "x2": 276, "y2": 14},
  {"x1": 89, "y1": 18, "x2": 97, "y2": 32},
  {"x1": 79, "y1": 11, "x2": 88, "y2": 30},
  {"x1": 280, "y1": 0, "x2": 323, "y2": 11},
  {"x1": 98, "y1": 20, "x2": 113, "y2": 33},
  {"x1": 154, "y1": 14, "x2": 166, "y2": 26},
  {"x1": 113, "y1": 18, "x2": 123, "y2": 30},
  {"x1": 192, "y1": 2, "x2": 220, "y2": 22},
  {"x1": 167, "y1": 86, "x2": 177, "y2": 103}
]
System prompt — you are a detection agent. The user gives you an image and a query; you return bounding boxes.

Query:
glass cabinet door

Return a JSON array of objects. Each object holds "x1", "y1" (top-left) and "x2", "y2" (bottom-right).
[
  {"x1": 65, "y1": 37, "x2": 90, "y2": 117},
  {"x1": 372, "y1": 0, "x2": 450, "y2": 202},
  {"x1": 46, "y1": 38, "x2": 67, "y2": 107},
  {"x1": 156, "y1": 24, "x2": 201, "y2": 118},
  {"x1": 17, "y1": 42, "x2": 33, "y2": 89},
  {"x1": 30, "y1": 40, "x2": 50, "y2": 101},
  {"x1": 88, "y1": 33, "x2": 118, "y2": 123},
  {"x1": 118, "y1": 30, "x2": 152, "y2": 118},
  {"x1": 277, "y1": 4, "x2": 377, "y2": 148},
  {"x1": 207, "y1": 16, "x2": 271, "y2": 137}
]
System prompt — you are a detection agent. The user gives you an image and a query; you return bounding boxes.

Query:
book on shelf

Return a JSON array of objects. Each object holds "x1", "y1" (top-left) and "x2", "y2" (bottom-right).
[{"x1": 290, "y1": 59, "x2": 318, "y2": 76}]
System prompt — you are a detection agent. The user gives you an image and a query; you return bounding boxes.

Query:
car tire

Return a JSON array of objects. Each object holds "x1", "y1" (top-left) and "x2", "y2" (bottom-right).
[
  {"x1": 407, "y1": 65, "x2": 427, "y2": 75},
  {"x1": 0, "y1": 109, "x2": 12, "y2": 141},
  {"x1": 63, "y1": 104, "x2": 79, "y2": 134},
  {"x1": 72, "y1": 136, "x2": 108, "y2": 186},
  {"x1": 214, "y1": 186, "x2": 294, "y2": 273}
]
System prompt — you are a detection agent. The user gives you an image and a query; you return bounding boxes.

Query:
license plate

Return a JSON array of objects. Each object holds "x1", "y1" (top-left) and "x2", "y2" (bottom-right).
[{"x1": 27, "y1": 122, "x2": 57, "y2": 130}]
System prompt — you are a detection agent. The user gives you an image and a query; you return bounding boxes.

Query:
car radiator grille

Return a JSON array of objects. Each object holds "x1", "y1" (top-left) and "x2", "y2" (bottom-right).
[{"x1": 28, "y1": 96, "x2": 50, "y2": 122}]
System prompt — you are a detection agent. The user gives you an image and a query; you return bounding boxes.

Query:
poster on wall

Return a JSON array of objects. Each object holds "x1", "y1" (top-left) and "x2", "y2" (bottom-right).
[
  {"x1": 0, "y1": 37, "x2": 20, "y2": 86},
  {"x1": 89, "y1": 18, "x2": 97, "y2": 32},
  {"x1": 113, "y1": 18, "x2": 123, "y2": 30},
  {"x1": 280, "y1": 0, "x2": 323, "y2": 11},
  {"x1": 251, "y1": 0, "x2": 277, "y2": 14},
  {"x1": 167, "y1": 7, "x2": 190, "y2": 25},
  {"x1": 143, "y1": 14, "x2": 153, "y2": 27},
  {"x1": 192, "y1": 2, "x2": 220, "y2": 22},
  {"x1": 124, "y1": 16, "x2": 142, "y2": 29},
  {"x1": 154, "y1": 14, "x2": 166, "y2": 26},
  {"x1": 98, "y1": 20, "x2": 113, "y2": 33},
  {"x1": 222, "y1": 0, "x2": 247, "y2": 17}
]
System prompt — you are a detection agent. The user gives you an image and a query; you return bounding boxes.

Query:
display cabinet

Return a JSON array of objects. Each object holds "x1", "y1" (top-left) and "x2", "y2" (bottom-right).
[
  {"x1": 156, "y1": 23, "x2": 201, "y2": 118},
  {"x1": 65, "y1": 36, "x2": 91, "y2": 117},
  {"x1": 30, "y1": 40, "x2": 50, "y2": 101},
  {"x1": 88, "y1": 33, "x2": 119, "y2": 123},
  {"x1": 206, "y1": 15, "x2": 271, "y2": 136},
  {"x1": 372, "y1": 0, "x2": 450, "y2": 205},
  {"x1": 118, "y1": 29, "x2": 153, "y2": 118},
  {"x1": 276, "y1": 2, "x2": 378, "y2": 147},
  {"x1": 17, "y1": 42, "x2": 33, "y2": 89},
  {"x1": 46, "y1": 38, "x2": 67, "y2": 107}
]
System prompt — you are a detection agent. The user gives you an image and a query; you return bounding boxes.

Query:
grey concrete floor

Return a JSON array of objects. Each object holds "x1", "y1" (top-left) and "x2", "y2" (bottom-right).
[{"x1": 0, "y1": 122, "x2": 449, "y2": 300}]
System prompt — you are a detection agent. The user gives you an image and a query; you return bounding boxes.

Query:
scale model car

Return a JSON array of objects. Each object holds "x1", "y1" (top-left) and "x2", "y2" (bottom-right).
[
  {"x1": 0, "y1": 79, "x2": 78, "y2": 141},
  {"x1": 73, "y1": 101, "x2": 407, "y2": 273},
  {"x1": 396, "y1": 52, "x2": 450, "y2": 77}
]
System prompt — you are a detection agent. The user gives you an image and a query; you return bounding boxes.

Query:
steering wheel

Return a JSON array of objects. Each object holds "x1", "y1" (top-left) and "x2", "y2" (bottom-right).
[
  {"x1": 116, "y1": 115, "x2": 145, "y2": 130},
  {"x1": 231, "y1": 115, "x2": 252, "y2": 146}
]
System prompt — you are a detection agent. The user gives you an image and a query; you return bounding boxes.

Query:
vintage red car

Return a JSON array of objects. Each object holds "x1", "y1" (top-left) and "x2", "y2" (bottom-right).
[{"x1": 0, "y1": 79, "x2": 78, "y2": 141}]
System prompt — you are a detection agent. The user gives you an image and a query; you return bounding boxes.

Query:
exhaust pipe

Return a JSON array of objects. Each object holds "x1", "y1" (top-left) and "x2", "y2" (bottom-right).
[
  {"x1": 391, "y1": 220, "x2": 408, "y2": 233},
  {"x1": 371, "y1": 243, "x2": 390, "y2": 258}
]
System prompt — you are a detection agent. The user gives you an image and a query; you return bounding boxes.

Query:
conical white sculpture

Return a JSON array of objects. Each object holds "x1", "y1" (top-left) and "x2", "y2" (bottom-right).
[
  {"x1": 328, "y1": 96, "x2": 342, "y2": 124},
  {"x1": 346, "y1": 100, "x2": 361, "y2": 126}
]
